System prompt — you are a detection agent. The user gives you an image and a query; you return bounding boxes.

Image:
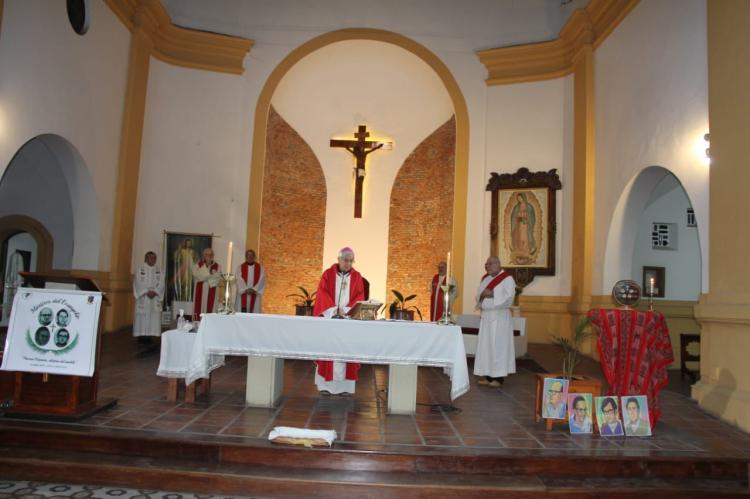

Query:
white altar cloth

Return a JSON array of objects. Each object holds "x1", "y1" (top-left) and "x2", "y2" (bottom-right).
[{"x1": 185, "y1": 313, "x2": 470, "y2": 401}]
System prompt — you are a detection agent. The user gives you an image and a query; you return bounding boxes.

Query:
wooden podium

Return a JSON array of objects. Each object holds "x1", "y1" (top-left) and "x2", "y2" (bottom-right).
[{"x1": 0, "y1": 272, "x2": 116, "y2": 420}]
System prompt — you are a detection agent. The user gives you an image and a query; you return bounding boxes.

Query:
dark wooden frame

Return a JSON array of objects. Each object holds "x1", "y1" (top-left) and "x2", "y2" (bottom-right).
[
  {"x1": 642, "y1": 265, "x2": 666, "y2": 298},
  {"x1": 487, "y1": 167, "x2": 562, "y2": 288}
]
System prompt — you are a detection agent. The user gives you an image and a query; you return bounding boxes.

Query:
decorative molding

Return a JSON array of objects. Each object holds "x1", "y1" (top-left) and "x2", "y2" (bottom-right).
[
  {"x1": 105, "y1": 0, "x2": 253, "y2": 75},
  {"x1": 477, "y1": 0, "x2": 639, "y2": 85}
]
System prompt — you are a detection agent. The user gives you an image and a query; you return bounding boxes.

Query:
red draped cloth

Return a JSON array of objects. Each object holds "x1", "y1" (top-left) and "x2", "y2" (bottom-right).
[{"x1": 588, "y1": 308, "x2": 673, "y2": 427}]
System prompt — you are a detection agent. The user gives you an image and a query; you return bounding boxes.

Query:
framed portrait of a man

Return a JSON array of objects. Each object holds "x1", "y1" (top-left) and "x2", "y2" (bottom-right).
[
  {"x1": 487, "y1": 168, "x2": 561, "y2": 287},
  {"x1": 162, "y1": 231, "x2": 213, "y2": 310}
]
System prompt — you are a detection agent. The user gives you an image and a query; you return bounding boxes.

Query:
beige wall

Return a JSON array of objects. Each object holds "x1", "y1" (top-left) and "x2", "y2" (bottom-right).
[{"x1": 692, "y1": 0, "x2": 750, "y2": 432}]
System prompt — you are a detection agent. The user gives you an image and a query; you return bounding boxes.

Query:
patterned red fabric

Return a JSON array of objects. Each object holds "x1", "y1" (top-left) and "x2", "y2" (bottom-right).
[{"x1": 588, "y1": 308, "x2": 674, "y2": 427}]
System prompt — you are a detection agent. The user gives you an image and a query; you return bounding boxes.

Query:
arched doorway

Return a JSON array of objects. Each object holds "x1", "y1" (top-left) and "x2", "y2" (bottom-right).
[
  {"x1": 246, "y1": 28, "x2": 470, "y2": 311},
  {"x1": 0, "y1": 134, "x2": 100, "y2": 271},
  {"x1": 0, "y1": 215, "x2": 54, "y2": 326}
]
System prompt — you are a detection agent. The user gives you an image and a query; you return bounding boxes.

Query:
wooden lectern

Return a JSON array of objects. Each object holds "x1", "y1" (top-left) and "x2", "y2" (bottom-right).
[{"x1": 0, "y1": 272, "x2": 116, "y2": 420}]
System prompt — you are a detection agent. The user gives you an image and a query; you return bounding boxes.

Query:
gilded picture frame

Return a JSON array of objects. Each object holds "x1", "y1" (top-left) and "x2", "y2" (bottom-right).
[{"x1": 487, "y1": 168, "x2": 561, "y2": 288}]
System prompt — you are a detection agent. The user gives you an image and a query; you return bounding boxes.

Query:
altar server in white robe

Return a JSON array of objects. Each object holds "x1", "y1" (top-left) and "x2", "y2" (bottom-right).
[
  {"x1": 133, "y1": 251, "x2": 165, "y2": 337},
  {"x1": 192, "y1": 248, "x2": 221, "y2": 321},
  {"x1": 235, "y1": 249, "x2": 266, "y2": 313},
  {"x1": 474, "y1": 256, "x2": 516, "y2": 387}
]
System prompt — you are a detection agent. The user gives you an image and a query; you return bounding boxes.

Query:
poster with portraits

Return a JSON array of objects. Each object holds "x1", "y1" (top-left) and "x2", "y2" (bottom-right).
[{"x1": 1, "y1": 287, "x2": 103, "y2": 377}]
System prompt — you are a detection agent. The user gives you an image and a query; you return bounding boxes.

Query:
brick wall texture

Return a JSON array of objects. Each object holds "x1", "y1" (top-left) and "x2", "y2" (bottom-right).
[
  {"x1": 386, "y1": 116, "x2": 456, "y2": 320},
  {"x1": 258, "y1": 107, "x2": 327, "y2": 314}
]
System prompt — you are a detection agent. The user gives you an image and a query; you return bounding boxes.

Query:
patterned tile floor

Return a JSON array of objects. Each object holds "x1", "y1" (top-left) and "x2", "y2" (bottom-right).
[
  {"x1": 5, "y1": 332, "x2": 750, "y2": 459},
  {"x1": 0, "y1": 480, "x2": 253, "y2": 498}
]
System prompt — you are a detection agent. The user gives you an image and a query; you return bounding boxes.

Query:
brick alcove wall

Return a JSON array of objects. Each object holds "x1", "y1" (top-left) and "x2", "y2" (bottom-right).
[
  {"x1": 386, "y1": 116, "x2": 455, "y2": 320},
  {"x1": 258, "y1": 107, "x2": 326, "y2": 314}
]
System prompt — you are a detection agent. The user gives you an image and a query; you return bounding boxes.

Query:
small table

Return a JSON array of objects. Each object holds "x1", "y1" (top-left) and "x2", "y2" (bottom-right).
[
  {"x1": 534, "y1": 373, "x2": 603, "y2": 431},
  {"x1": 157, "y1": 329, "x2": 220, "y2": 402}
]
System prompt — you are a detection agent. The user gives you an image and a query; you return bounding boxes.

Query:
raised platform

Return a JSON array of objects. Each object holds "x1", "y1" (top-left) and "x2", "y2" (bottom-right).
[{"x1": 0, "y1": 331, "x2": 748, "y2": 497}]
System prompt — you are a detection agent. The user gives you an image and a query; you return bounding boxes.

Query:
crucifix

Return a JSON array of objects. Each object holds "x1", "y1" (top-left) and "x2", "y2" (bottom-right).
[{"x1": 330, "y1": 125, "x2": 391, "y2": 218}]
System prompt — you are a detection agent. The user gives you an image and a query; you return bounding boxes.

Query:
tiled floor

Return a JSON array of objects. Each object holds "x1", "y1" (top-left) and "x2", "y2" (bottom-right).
[
  {"x1": 0, "y1": 480, "x2": 252, "y2": 499},
  {"x1": 12, "y1": 332, "x2": 750, "y2": 459}
]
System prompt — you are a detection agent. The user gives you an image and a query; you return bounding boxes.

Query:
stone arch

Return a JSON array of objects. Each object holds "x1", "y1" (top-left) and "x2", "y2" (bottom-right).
[
  {"x1": 0, "y1": 214, "x2": 54, "y2": 273},
  {"x1": 246, "y1": 28, "x2": 469, "y2": 303}
]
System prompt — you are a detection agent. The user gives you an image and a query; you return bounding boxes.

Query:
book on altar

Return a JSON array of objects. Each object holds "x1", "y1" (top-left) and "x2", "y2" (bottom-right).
[{"x1": 347, "y1": 300, "x2": 384, "y2": 320}]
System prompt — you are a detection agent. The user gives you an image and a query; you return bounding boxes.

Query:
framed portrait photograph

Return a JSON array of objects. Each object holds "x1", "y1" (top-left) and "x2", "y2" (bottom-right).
[
  {"x1": 621, "y1": 395, "x2": 652, "y2": 437},
  {"x1": 642, "y1": 266, "x2": 665, "y2": 298},
  {"x1": 595, "y1": 396, "x2": 624, "y2": 437},
  {"x1": 567, "y1": 393, "x2": 593, "y2": 434},
  {"x1": 541, "y1": 377, "x2": 569, "y2": 420},
  {"x1": 162, "y1": 231, "x2": 213, "y2": 310},
  {"x1": 487, "y1": 168, "x2": 561, "y2": 288}
]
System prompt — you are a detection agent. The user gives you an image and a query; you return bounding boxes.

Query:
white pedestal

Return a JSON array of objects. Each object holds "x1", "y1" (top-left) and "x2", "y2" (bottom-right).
[
  {"x1": 173, "y1": 301, "x2": 194, "y2": 319},
  {"x1": 245, "y1": 356, "x2": 284, "y2": 407},
  {"x1": 387, "y1": 364, "x2": 418, "y2": 415}
]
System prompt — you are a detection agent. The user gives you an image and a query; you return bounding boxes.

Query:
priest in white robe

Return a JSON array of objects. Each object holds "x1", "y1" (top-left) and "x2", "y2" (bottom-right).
[
  {"x1": 192, "y1": 248, "x2": 221, "y2": 321},
  {"x1": 235, "y1": 249, "x2": 266, "y2": 313},
  {"x1": 474, "y1": 256, "x2": 516, "y2": 387},
  {"x1": 132, "y1": 251, "x2": 165, "y2": 338}
]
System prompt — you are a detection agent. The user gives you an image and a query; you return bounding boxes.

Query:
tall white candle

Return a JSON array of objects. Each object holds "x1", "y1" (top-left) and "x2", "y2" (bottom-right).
[
  {"x1": 227, "y1": 241, "x2": 233, "y2": 273},
  {"x1": 649, "y1": 277, "x2": 655, "y2": 296},
  {"x1": 446, "y1": 251, "x2": 451, "y2": 282}
]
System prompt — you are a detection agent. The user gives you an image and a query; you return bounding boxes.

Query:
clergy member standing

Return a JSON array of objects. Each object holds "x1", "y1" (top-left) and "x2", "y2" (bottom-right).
[
  {"x1": 312, "y1": 247, "x2": 365, "y2": 395},
  {"x1": 192, "y1": 247, "x2": 221, "y2": 321},
  {"x1": 474, "y1": 255, "x2": 516, "y2": 387},
  {"x1": 236, "y1": 249, "x2": 266, "y2": 313},
  {"x1": 429, "y1": 260, "x2": 459, "y2": 322},
  {"x1": 132, "y1": 251, "x2": 164, "y2": 339}
]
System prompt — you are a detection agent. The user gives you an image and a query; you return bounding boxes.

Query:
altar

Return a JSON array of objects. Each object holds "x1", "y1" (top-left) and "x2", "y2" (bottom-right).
[{"x1": 184, "y1": 314, "x2": 470, "y2": 414}]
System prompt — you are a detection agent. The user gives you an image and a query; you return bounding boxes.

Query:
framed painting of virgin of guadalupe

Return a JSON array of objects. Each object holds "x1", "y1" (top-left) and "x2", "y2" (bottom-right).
[{"x1": 487, "y1": 168, "x2": 561, "y2": 288}]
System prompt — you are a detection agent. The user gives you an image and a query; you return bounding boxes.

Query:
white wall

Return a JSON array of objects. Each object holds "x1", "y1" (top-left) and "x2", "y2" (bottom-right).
[
  {"x1": 133, "y1": 58, "x2": 254, "y2": 272},
  {"x1": 594, "y1": 0, "x2": 709, "y2": 295},
  {"x1": 0, "y1": 0, "x2": 130, "y2": 271},
  {"x1": 631, "y1": 174, "x2": 701, "y2": 301},
  {"x1": 482, "y1": 77, "x2": 573, "y2": 298},
  {"x1": 270, "y1": 40, "x2": 453, "y2": 305}
]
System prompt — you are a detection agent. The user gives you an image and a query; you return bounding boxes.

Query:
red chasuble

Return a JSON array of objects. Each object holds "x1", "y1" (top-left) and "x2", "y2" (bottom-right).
[
  {"x1": 239, "y1": 262, "x2": 262, "y2": 312},
  {"x1": 313, "y1": 264, "x2": 365, "y2": 381},
  {"x1": 430, "y1": 274, "x2": 446, "y2": 321},
  {"x1": 193, "y1": 260, "x2": 219, "y2": 321}
]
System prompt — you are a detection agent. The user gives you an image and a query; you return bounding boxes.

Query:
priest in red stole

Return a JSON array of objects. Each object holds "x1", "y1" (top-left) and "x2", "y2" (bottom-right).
[
  {"x1": 474, "y1": 255, "x2": 516, "y2": 387},
  {"x1": 429, "y1": 261, "x2": 459, "y2": 322},
  {"x1": 312, "y1": 247, "x2": 365, "y2": 394},
  {"x1": 235, "y1": 249, "x2": 266, "y2": 313},
  {"x1": 192, "y1": 248, "x2": 221, "y2": 321}
]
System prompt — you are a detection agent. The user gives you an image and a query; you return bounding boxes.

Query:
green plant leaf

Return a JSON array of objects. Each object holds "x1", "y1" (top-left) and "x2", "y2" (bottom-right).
[
  {"x1": 403, "y1": 294, "x2": 416, "y2": 302},
  {"x1": 391, "y1": 289, "x2": 405, "y2": 303}
]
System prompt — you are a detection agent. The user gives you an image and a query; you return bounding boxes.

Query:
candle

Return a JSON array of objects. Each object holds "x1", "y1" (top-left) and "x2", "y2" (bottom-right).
[
  {"x1": 649, "y1": 277, "x2": 655, "y2": 296},
  {"x1": 227, "y1": 241, "x2": 233, "y2": 273},
  {"x1": 446, "y1": 251, "x2": 451, "y2": 282}
]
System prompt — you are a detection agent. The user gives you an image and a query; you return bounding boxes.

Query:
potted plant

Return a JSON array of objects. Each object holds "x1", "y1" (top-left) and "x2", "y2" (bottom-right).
[
  {"x1": 287, "y1": 286, "x2": 316, "y2": 316},
  {"x1": 534, "y1": 316, "x2": 603, "y2": 428},
  {"x1": 388, "y1": 289, "x2": 422, "y2": 321}
]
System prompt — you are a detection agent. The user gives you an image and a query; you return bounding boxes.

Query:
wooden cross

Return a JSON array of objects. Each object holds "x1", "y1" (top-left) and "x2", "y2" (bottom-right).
[{"x1": 330, "y1": 125, "x2": 391, "y2": 218}]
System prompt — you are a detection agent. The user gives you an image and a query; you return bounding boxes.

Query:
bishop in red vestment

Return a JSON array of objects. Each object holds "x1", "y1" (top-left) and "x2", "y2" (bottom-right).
[{"x1": 312, "y1": 247, "x2": 365, "y2": 394}]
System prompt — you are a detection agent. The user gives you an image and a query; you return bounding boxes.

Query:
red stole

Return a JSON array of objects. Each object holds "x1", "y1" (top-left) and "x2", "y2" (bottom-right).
[
  {"x1": 239, "y1": 262, "x2": 262, "y2": 312},
  {"x1": 430, "y1": 274, "x2": 446, "y2": 321},
  {"x1": 313, "y1": 264, "x2": 365, "y2": 381},
  {"x1": 193, "y1": 261, "x2": 219, "y2": 321},
  {"x1": 480, "y1": 271, "x2": 511, "y2": 295}
]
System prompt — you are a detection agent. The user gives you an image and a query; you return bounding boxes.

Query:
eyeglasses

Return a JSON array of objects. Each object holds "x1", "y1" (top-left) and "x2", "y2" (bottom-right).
[
  {"x1": 547, "y1": 389, "x2": 562, "y2": 394},
  {"x1": 602, "y1": 408, "x2": 616, "y2": 414},
  {"x1": 574, "y1": 407, "x2": 587, "y2": 412}
]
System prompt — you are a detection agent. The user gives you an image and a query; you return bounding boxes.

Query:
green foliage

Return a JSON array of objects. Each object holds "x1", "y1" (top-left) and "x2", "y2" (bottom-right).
[
  {"x1": 286, "y1": 286, "x2": 317, "y2": 307},
  {"x1": 389, "y1": 289, "x2": 423, "y2": 320},
  {"x1": 550, "y1": 316, "x2": 593, "y2": 380}
]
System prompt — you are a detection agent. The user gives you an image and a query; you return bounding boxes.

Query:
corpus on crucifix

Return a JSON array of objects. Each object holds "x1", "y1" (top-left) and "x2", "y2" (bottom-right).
[{"x1": 330, "y1": 125, "x2": 392, "y2": 218}]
